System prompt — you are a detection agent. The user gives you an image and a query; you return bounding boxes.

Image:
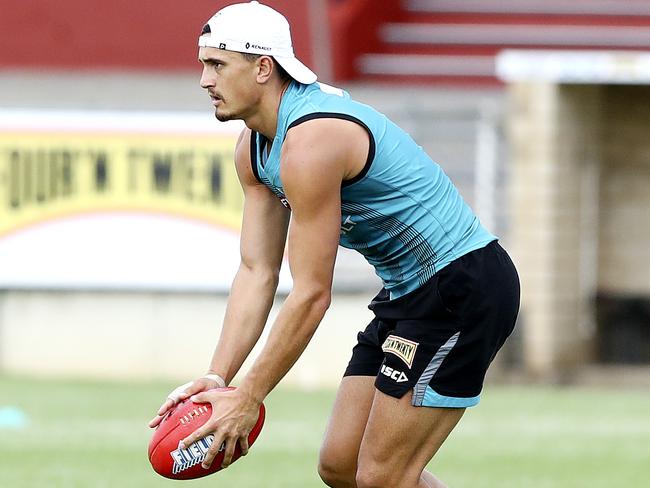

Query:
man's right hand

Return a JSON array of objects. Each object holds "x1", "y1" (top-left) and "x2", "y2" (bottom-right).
[{"x1": 148, "y1": 375, "x2": 225, "y2": 428}]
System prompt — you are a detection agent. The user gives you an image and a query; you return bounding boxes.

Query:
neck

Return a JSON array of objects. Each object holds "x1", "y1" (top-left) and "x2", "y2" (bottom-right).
[{"x1": 244, "y1": 79, "x2": 292, "y2": 139}]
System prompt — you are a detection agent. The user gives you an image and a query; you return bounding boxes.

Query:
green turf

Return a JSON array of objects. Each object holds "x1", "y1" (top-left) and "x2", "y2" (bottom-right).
[{"x1": 1, "y1": 375, "x2": 648, "y2": 487}]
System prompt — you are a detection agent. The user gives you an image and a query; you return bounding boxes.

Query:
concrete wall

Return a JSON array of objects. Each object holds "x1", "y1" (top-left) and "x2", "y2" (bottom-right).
[
  {"x1": 0, "y1": 290, "x2": 372, "y2": 388},
  {"x1": 509, "y1": 83, "x2": 601, "y2": 379}
]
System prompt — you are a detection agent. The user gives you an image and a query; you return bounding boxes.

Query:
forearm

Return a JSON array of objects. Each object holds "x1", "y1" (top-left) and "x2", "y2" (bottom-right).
[
  {"x1": 208, "y1": 263, "x2": 279, "y2": 384},
  {"x1": 237, "y1": 288, "x2": 330, "y2": 402}
]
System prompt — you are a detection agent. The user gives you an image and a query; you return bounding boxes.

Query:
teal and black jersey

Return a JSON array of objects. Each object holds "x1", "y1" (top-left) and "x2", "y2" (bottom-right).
[{"x1": 250, "y1": 81, "x2": 496, "y2": 298}]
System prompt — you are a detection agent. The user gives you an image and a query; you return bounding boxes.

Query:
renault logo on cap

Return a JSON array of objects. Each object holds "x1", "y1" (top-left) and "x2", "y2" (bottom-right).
[
  {"x1": 245, "y1": 42, "x2": 250, "y2": 49},
  {"x1": 218, "y1": 43, "x2": 226, "y2": 49}
]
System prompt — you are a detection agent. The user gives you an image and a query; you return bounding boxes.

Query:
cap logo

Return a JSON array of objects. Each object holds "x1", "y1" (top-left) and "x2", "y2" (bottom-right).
[
  {"x1": 245, "y1": 42, "x2": 250, "y2": 49},
  {"x1": 218, "y1": 43, "x2": 226, "y2": 49}
]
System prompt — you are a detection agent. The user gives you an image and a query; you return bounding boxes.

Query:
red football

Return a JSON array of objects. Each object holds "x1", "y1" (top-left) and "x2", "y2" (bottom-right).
[{"x1": 148, "y1": 387, "x2": 266, "y2": 479}]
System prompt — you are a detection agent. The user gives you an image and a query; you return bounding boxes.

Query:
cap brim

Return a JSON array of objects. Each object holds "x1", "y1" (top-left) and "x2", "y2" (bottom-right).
[{"x1": 274, "y1": 55, "x2": 317, "y2": 85}]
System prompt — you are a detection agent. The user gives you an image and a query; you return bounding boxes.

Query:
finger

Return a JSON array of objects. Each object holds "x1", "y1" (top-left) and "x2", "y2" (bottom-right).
[
  {"x1": 239, "y1": 436, "x2": 250, "y2": 456},
  {"x1": 190, "y1": 391, "x2": 211, "y2": 404},
  {"x1": 179, "y1": 380, "x2": 205, "y2": 399},
  {"x1": 220, "y1": 437, "x2": 237, "y2": 469},
  {"x1": 166, "y1": 380, "x2": 194, "y2": 404},
  {"x1": 148, "y1": 415, "x2": 164, "y2": 428},
  {"x1": 176, "y1": 389, "x2": 193, "y2": 401},
  {"x1": 157, "y1": 398, "x2": 174, "y2": 416},
  {"x1": 180, "y1": 423, "x2": 213, "y2": 450},
  {"x1": 202, "y1": 435, "x2": 226, "y2": 469}
]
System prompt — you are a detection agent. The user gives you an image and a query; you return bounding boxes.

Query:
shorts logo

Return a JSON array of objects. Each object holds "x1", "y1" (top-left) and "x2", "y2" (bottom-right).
[
  {"x1": 380, "y1": 364, "x2": 408, "y2": 383},
  {"x1": 382, "y1": 335, "x2": 418, "y2": 368}
]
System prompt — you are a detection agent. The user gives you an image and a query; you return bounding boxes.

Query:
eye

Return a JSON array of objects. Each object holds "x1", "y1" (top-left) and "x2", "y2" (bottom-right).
[
  {"x1": 208, "y1": 61, "x2": 224, "y2": 72},
  {"x1": 199, "y1": 60, "x2": 223, "y2": 70}
]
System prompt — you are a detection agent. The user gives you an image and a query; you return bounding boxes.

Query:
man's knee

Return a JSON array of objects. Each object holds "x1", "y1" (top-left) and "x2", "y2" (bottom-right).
[
  {"x1": 355, "y1": 457, "x2": 422, "y2": 488},
  {"x1": 355, "y1": 460, "x2": 401, "y2": 488},
  {"x1": 318, "y1": 449, "x2": 356, "y2": 488}
]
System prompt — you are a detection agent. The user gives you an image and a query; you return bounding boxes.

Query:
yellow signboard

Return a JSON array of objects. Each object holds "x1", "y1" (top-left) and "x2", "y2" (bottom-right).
[{"x1": 0, "y1": 131, "x2": 243, "y2": 237}]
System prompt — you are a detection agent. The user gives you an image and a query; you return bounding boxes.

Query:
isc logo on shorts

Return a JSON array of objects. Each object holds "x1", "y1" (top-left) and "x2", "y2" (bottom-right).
[
  {"x1": 380, "y1": 364, "x2": 408, "y2": 383},
  {"x1": 382, "y1": 335, "x2": 419, "y2": 368}
]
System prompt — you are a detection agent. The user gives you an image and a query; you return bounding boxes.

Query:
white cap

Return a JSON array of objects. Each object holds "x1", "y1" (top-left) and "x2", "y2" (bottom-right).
[{"x1": 198, "y1": 1, "x2": 317, "y2": 85}]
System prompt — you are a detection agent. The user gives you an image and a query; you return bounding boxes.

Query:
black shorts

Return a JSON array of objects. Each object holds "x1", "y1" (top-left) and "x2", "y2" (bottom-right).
[{"x1": 344, "y1": 241, "x2": 520, "y2": 408}]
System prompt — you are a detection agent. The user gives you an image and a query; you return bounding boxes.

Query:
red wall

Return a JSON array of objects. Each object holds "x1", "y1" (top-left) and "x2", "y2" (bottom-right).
[
  {"x1": 0, "y1": 0, "x2": 312, "y2": 70},
  {"x1": 328, "y1": 0, "x2": 402, "y2": 80}
]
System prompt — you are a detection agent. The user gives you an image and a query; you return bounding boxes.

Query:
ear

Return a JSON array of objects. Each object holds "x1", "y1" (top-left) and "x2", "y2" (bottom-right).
[{"x1": 256, "y1": 56, "x2": 274, "y2": 83}]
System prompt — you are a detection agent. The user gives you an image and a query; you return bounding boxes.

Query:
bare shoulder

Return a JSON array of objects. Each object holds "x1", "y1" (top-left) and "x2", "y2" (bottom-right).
[
  {"x1": 282, "y1": 118, "x2": 369, "y2": 183},
  {"x1": 234, "y1": 127, "x2": 252, "y2": 168},
  {"x1": 233, "y1": 127, "x2": 257, "y2": 186}
]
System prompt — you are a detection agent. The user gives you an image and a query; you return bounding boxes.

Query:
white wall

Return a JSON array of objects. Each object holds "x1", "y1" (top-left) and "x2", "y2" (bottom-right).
[{"x1": 0, "y1": 290, "x2": 374, "y2": 388}]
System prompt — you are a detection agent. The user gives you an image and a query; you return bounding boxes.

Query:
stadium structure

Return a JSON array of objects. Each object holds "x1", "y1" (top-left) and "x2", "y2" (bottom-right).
[{"x1": 1, "y1": 0, "x2": 649, "y2": 386}]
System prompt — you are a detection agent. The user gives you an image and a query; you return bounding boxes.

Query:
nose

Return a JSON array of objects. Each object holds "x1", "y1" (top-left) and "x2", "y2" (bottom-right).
[{"x1": 200, "y1": 65, "x2": 215, "y2": 89}]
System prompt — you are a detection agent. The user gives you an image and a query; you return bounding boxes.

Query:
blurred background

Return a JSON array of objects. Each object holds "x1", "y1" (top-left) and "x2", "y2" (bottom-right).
[{"x1": 1, "y1": 1, "x2": 649, "y2": 487}]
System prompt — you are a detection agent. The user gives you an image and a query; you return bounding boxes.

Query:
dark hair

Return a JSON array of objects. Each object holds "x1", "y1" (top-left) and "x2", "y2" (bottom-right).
[{"x1": 240, "y1": 52, "x2": 291, "y2": 83}]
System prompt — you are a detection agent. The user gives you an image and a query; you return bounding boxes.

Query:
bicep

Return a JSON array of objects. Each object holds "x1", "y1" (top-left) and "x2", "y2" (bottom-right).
[{"x1": 281, "y1": 129, "x2": 348, "y2": 295}]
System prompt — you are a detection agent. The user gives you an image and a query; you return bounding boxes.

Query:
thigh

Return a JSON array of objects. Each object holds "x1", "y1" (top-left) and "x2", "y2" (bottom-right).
[
  {"x1": 320, "y1": 376, "x2": 376, "y2": 470},
  {"x1": 358, "y1": 389, "x2": 465, "y2": 486}
]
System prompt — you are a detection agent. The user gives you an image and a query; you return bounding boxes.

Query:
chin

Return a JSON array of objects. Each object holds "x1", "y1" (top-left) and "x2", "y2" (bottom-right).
[
  {"x1": 215, "y1": 112, "x2": 233, "y2": 122},
  {"x1": 216, "y1": 110, "x2": 245, "y2": 123}
]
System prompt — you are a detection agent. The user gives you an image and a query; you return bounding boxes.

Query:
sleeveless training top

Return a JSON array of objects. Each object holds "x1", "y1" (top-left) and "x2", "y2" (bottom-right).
[{"x1": 250, "y1": 81, "x2": 496, "y2": 298}]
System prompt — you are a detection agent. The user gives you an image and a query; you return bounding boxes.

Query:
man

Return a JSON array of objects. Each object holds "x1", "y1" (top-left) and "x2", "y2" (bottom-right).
[{"x1": 149, "y1": 2, "x2": 520, "y2": 487}]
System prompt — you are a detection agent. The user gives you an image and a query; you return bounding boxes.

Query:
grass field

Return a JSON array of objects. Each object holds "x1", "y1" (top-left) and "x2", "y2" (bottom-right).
[{"x1": 1, "y1": 375, "x2": 649, "y2": 487}]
